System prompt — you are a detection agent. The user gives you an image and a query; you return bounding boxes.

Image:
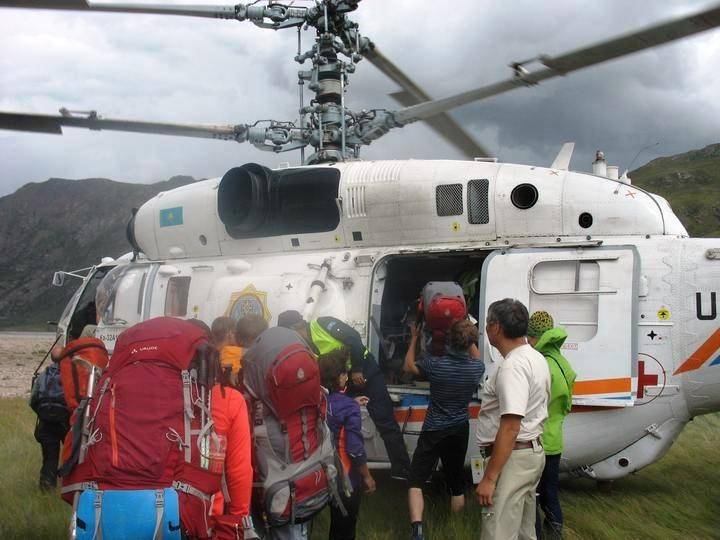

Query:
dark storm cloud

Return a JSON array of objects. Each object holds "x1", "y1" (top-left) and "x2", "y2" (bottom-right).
[{"x1": 0, "y1": 0, "x2": 718, "y2": 196}]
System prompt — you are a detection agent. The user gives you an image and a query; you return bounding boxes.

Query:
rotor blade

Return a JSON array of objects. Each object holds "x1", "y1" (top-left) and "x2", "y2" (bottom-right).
[
  {"x1": 389, "y1": 90, "x2": 490, "y2": 158},
  {"x1": 393, "y1": 3, "x2": 720, "y2": 125},
  {"x1": 365, "y1": 45, "x2": 489, "y2": 157},
  {"x1": 0, "y1": 111, "x2": 247, "y2": 141},
  {"x1": 0, "y1": 1, "x2": 238, "y2": 19}
]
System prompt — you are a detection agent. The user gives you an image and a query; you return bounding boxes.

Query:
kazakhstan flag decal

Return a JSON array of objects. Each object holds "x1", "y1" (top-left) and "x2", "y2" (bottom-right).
[{"x1": 159, "y1": 206, "x2": 184, "y2": 227}]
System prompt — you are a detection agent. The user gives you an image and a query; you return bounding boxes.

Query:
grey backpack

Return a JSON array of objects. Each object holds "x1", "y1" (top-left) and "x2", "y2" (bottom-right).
[{"x1": 243, "y1": 327, "x2": 341, "y2": 527}]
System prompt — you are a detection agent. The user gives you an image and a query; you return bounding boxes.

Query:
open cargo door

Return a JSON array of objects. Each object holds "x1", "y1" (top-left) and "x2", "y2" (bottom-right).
[{"x1": 479, "y1": 246, "x2": 639, "y2": 407}]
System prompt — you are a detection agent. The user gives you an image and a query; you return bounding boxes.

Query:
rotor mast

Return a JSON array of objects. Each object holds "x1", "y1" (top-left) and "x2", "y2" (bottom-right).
[{"x1": 295, "y1": 0, "x2": 364, "y2": 163}]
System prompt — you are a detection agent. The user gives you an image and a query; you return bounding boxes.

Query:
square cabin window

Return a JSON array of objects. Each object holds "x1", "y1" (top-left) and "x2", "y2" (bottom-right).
[
  {"x1": 529, "y1": 260, "x2": 600, "y2": 342},
  {"x1": 165, "y1": 276, "x2": 191, "y2": 317},
  {"x1": 436, "y1": 184, "x2": 463, "y2": 217}
]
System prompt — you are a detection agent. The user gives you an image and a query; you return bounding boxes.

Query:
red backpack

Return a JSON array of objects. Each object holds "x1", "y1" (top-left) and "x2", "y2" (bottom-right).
[
  {"x1": 58, "y1": 337, "x2": 109, "y2": 411},
  {"x1": 243, "y1": 327, "x2": 341, "y2": 528},
  {"x1": 61, "y1": 317, "x2": 222, "y2": 539},
  {"x1": 58, "y1": 338, "x2": 110, "y2": 469},
  {"x1": 419, "y1": 282, "x2": 468, "y2": 355}
]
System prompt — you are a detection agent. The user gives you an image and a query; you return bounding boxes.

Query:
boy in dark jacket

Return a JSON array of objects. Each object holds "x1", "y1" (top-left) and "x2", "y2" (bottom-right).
[{"x1": 319, "y1": 350, "x2": 376, "y2": 540}]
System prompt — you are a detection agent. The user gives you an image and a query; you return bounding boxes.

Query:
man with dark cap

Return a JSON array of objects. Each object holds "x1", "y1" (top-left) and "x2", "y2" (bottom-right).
[{"x1": 277, "y1": 310, "x2": 411, "y2": 479}]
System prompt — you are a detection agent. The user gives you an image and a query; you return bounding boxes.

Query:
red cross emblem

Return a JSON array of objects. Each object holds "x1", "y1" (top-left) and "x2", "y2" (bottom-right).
[{"x1": 637, "y1": 360, "x2": 659, "y2": 399}]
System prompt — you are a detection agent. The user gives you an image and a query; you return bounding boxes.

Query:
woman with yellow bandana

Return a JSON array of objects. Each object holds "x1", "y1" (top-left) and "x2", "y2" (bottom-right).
[{"x1": 527, "y1": 311, "x2": 577, "y2": 539}]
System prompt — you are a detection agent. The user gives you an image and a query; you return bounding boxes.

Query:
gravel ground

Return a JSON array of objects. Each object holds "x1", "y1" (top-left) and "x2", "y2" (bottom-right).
[{"x1": 0, "y1": 332, "x2": 57, "y2": 398}]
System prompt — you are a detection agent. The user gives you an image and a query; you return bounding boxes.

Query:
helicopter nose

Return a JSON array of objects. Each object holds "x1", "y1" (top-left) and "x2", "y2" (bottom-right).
[{"x1": 683, "y1": 366, "x2": 720, "y2": 417}]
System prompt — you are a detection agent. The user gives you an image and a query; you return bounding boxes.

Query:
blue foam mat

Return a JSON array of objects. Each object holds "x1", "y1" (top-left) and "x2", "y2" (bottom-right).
[{"x1": 75, "y1": 488, "x2": 181, "y2": 540}]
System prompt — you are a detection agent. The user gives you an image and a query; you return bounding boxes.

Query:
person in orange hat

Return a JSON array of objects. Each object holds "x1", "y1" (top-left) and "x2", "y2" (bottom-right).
[{"x1": 212, "y1": 316, "x2": 244, "y2": 386}]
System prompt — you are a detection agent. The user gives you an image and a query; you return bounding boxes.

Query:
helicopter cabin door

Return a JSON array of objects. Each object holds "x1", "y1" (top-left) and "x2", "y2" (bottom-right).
[{"x1": 479, "y1": 246, "x2": 639, "y2": 407}]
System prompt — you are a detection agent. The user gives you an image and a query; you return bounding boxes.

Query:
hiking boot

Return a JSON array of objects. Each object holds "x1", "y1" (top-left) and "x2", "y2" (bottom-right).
[
  {"x1": 39, "y1": 477, "x2": 56, "y2": 492},
  {"x1": 411, "y1": 522, "x2": 425, "y2": 540}
]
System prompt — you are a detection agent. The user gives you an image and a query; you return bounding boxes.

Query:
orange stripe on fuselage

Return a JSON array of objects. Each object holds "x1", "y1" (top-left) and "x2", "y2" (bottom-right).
[
  {"x1": 573, "y1": 377, "x2": 631, "y2": 395},
  {"x1": 392, "y1": 377, "x2": 631, "y2": 423},
  {"x1": 674, "y1": 328, "x2": 720, "y2": 375},
  {"x1": 393, "y1": 402, "x2": 621, "y2": 423}
]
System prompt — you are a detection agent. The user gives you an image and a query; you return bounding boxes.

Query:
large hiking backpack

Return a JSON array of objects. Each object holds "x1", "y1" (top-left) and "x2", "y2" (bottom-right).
[
  {"x1": 243, "y1": 327, "x2": 339, "y2": 528},
  {"x1": 61, "y1": 317, "x2": 223, "y2": 539},
  {"x1": 419, "y1": 281, "x2": 467, "y2": 355},
  {"x1": 30, "y1": 363, "x2": 70, "y2": 424}
]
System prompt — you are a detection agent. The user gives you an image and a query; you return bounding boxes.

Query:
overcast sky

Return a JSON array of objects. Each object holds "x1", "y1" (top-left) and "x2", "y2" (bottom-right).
[{"x1": 1, "y1": 0, "x2": 719, "y2": 197}]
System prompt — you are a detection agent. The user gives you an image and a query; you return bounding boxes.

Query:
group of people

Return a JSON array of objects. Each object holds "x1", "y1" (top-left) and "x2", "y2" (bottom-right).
[
  {"x1": 30, "y1": 296, "x2": 575, "y2": 540},
  {"x1": 401, "y1": 299, "x2": 576, "y2": 540}
]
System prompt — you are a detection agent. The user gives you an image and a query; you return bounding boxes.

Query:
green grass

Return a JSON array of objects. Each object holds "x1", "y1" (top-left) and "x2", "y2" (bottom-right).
[
  {"x1": 3, "y1": 398, "x2": 719, "y2": 539},
  {"x1": 1, "y1": 399, "x2": 70, "y2": 539}
]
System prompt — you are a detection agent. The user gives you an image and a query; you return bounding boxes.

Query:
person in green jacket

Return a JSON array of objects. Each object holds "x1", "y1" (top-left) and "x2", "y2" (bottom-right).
[{"x1": 527, "y1": 311, "x2": 577, "y2": 539}]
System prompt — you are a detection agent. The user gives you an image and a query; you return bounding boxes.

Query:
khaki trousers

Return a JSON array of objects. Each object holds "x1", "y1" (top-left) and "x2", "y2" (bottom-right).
[{"x1": 481, "y1": 444, "x2": 545, "y2": 540}]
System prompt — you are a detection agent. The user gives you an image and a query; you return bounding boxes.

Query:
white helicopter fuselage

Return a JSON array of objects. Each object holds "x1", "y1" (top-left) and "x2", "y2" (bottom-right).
[{"x1": 58, "y1": 159, "x2": 720, "y2": 481}]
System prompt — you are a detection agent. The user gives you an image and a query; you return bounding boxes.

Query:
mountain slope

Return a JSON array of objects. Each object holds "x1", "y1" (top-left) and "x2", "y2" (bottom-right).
[
  {"x1": 631, "y1": 143, "x2": 720, "y2": 238},
  {"x1": 0, "y1": 176, "x2": 196, "y2": 328}
]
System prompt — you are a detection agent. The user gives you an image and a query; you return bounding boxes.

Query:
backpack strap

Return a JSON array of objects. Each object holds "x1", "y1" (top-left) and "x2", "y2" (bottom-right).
[
  {"x1": 60, "y1": 481, "x2": 99, "y2": 495},
  {"x1": 181, "y1": 370, "x2": 194, "y2": 462},
  {"x1": 152, "y1": 489, "x2": 165, "y2": 540},
  {"x1": 172, "y1": 480, "x2": 212, "y2": 502},
  {"x1": 59, "y1": 375, "x2": 110, "y2": 478},
  {"x1": 92, "y1": 490, "x2": 103, "y2": 540},
  {"x1": 323, "y1": 461, "x2": 348, "y2": 517},
  {"x1": 71, "y1": 361, "x2": 82, "y2": 407},
  {"x1": 58, "y1": 399, "x2": 89, "y2": 477},
  {"x1": 253, "y1": 400, "x2": 264, "y2": 426},
  {"x1": 289, "y1": 482, "x2": 296, "y2": 526},
  {"x1": 196, "y1": 419, "x2": 215, "y2": 448},
  {"x1": 221, "y1": 469, "x2": 231, "y2": 503},
  {"x1": 300, "y1": 409, "x2": 310, "y2": 460}
]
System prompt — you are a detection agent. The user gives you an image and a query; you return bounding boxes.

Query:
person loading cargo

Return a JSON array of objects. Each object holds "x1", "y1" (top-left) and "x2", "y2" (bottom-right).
[{"x1": 277, "y1": 310, "x2": 412, "y2": 480}]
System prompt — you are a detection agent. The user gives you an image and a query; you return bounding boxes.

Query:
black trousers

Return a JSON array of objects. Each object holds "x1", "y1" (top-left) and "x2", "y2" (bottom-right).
[
  {"x1": 408, "y1": 422, "x2": 469, "y2": 496},
  {"x1": 349, "y1": 370, "x2": 410, "y2": 474},
  {"x1": 329, "y1": 487, "x2": 362, "y2": 540},
  {"x1": 34, "y1": 418, "x2": 69, "y2": 488},
  {"x1": 535, "y1": 453, "x2": 563, "y2": 539}
]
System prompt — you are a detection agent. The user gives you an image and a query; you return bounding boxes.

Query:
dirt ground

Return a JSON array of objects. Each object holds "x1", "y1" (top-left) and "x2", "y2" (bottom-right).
[{"x1": 0, "y1": 332, "x2": 57, "y2": 398}]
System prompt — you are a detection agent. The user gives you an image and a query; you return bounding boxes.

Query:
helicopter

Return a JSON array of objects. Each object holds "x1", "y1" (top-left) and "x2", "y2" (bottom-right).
[{"x1": 2, "y1": 0, "x2": 720, "y2": 482}]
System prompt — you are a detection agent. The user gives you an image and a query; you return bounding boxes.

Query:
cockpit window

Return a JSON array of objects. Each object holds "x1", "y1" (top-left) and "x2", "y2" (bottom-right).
[
  {"x1": 165, "y1": 276, "x2": 191, "y2": 317},
  {"x1": 66, "y1": 266, "x2": 113, "y2": 339},
  {"x1": 96, "y1": 265, "x2": 148, "y2": 327}
]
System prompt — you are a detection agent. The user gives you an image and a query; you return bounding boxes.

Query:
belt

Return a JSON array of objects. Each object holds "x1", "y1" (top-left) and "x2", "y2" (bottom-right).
[{"x1": 479, "y1": 439, "x2": 540, "y2": 458}]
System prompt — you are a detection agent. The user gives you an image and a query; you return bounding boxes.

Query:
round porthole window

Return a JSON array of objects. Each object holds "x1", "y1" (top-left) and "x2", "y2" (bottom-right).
[
  {"x1": 510, "y1": 183, "x2": 538, "y2": 210},
  {"x1": 579, "y1": 212, "x2": 593, "y2": 229}
]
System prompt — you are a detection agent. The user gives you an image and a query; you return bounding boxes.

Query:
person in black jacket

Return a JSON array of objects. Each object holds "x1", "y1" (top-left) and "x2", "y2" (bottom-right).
[
  {"x1": 277, "y1": 310, "x2": 411, "y2": 479},
  {"x1": 30, "y1": 344, "x2": 70, "y2": 491}
]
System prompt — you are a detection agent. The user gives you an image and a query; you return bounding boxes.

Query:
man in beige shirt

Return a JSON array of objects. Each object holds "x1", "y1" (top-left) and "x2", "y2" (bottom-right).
[{"x1": 476, "y1": 298, "x2": 551, "y2": 540}]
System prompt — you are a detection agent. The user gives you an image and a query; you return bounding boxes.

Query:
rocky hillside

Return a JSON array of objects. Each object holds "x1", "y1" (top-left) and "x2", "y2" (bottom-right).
[
  {"x1": 630, "y1": 143, "x2": 720, "y2": 238},
  {"x1": 0, "y1": 176, "x2": 196, "y2": 328}
]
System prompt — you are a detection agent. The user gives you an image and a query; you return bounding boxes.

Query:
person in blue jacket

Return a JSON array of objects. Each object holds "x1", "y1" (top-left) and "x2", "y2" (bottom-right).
[{"x1": 319, "y1": 350, "x2": 376, "y2": 540}]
